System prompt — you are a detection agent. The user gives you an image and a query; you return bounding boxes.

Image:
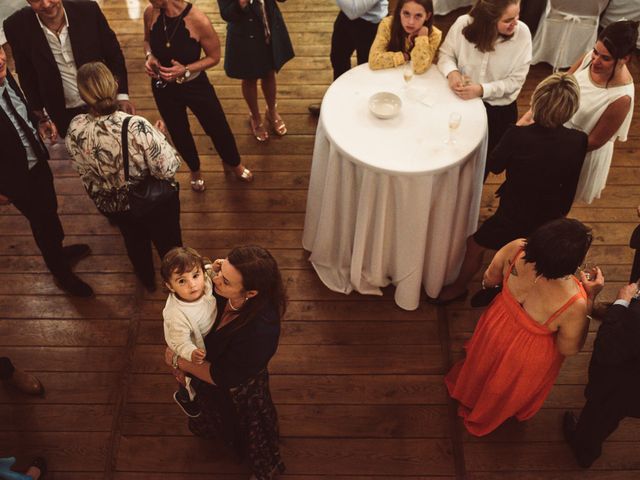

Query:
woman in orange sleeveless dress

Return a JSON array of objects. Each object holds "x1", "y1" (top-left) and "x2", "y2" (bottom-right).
[{"x1": 446, "y1": 218, "x2": 604, "y2": 436}]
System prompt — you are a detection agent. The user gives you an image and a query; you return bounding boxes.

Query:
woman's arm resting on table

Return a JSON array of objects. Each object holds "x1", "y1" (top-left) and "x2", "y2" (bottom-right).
[
  {"x1": 165, "y1": 346, "x2": 215, "y2": 384},
  {"x1": 586, "y1": 95, "x2": 632, "y2": 151},
  {"x1": 411, "y1": 27, "x2": 442, "y2": 74}
]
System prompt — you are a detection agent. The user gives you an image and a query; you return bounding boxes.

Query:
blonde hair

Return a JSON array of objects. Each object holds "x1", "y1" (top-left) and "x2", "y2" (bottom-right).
[
  {"x1": 76, "y1": 62, "x2": 119, "y2": 115},
  {"x1": 531, "y1": 73, "x2": 580, "y2": 128}
]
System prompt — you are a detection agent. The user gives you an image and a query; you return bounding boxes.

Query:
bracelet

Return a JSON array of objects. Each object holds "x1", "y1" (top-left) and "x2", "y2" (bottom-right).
[
  {"x1": 145, "y1": 51, "x2": 153, "y2": 60},
  {"x1": 171, "y1": 352, "x2": 179, "y2": 370}
]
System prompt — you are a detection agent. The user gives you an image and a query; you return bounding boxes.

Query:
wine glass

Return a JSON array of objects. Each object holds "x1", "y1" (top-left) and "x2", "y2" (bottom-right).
[
  {"x1": 403, "y1": 62, "x2": 414, "y2": 86},
  {"x1": 446, "y1": 112, "x2": 461, "y2": 145},
  {"x1": 152, "y1": 64, "x2": 167, "y2": 89},
  {"x1": 459, "y1": 66, "x2": 471, "y2": 86},
  {"x1": 578, "y1": 262, "x2": 597, "y2": 281}
]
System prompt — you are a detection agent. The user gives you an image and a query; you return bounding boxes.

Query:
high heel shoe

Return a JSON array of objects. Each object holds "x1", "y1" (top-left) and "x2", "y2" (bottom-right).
[
  {"x1": 249, "y1": 115, "x2": 269, "y2": 142},
  {"x1": 224, "y1": 164, "x2": 254, "y2": 183},
  {"x1": 266, "y1": 107, "x2": 287, "y2": 136}
]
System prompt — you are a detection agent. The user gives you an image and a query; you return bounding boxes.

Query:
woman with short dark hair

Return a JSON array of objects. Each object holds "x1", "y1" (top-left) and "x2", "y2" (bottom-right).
[
  {"x1": 164, "y1": 245, "x2": 286, "y2": 479},
  {"x1": 445, "y1": 218, "x2": 603, "y2": 436}
]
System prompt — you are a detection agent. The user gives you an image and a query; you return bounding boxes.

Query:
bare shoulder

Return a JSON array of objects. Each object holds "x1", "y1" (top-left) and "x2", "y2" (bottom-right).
[
  {"x1": 188, "y1": 4, "x2": 213, "y2": 27},
  {"x1": 143, "y1": 5, "x2": 159, "y2": 25}
]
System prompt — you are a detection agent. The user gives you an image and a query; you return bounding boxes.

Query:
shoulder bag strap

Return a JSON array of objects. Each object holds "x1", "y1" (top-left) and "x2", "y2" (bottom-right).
[{"x1": 121, "y1": 115, "x2": 133, "y2": 181}]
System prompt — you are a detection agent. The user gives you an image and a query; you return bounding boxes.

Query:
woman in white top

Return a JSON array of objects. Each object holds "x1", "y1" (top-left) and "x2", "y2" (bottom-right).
[
  {"x1": 437, "y1": 0, "x2": 531, "y2": 177},
  {"x1": 566, "y1": 20, "x2": 637, "y2": 204}
]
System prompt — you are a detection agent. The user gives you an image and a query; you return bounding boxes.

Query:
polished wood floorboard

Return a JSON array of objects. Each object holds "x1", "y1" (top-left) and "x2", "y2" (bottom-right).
[{"x1": 1, "y1": 1, "x2": 639, "y2": 478}]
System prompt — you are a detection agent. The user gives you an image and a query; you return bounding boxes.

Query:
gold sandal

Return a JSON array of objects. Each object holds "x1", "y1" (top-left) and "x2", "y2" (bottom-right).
[
  {"x1": 224, "y1": 164, "x2": 254, "y2": 183},
  {"x1": 249, "y1": 115, "x2": 269, "y2": 142},
  {"x1": 266, "y1": 107, "x2": 287, "y2": 136},
  {"x1": 190, "y1": 178, "x2": 206, "y2": 192}
]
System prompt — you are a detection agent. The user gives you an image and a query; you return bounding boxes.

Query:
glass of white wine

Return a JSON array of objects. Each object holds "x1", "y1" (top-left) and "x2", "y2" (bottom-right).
[
  {"x1": 446, "y1": 112, "x2": 462, "y2": 145},
  {"x1": 403, "y1": 61, "x2": 414, "y2": 86}
]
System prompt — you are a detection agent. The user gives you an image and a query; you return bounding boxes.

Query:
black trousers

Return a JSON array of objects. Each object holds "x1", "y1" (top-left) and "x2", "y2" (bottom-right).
[
  {"x1": 573, "y1": 386, "x2": 640, "y2": 466},
  {"x1": 152, "y1": 74, "x2": 241, "y2": 172},
  {"x1": 106, "y1": 193, "x2": 182, "y2": 282},
  {"x1": 330, "y1": 11, "x2": 379, "y2": 81},
  {"x1": 484, "y1": 101, "x2": 519, "y2": 179},
  {"x1": 9, "y1": 161, "x2": 70, "y2": 277},
  {"x1": 56, "y1": 105, "x2": 89, "y2": 138}
]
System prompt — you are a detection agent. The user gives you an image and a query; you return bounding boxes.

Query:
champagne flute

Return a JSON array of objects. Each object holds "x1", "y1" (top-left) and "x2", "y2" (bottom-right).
[
  {"x1": 403, "y1": 61, "x2": 414, "y2": 86},
  {"x1": 446, "y1": 112, "x2": 461, "y2": 145}
]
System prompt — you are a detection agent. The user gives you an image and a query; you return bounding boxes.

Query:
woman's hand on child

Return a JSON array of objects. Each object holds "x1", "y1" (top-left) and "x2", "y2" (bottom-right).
[
  {"x1": 191, "y1": 348, "x2": 206, "y2": 364},
  {"x1": 212, "y1": 258, "x2": 224, "y2": 273}
]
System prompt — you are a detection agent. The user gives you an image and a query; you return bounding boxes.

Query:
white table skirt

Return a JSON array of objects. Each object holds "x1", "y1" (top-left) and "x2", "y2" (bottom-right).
[{"x1": 303, "y1": 64, "x2": 488, "y2": 311}]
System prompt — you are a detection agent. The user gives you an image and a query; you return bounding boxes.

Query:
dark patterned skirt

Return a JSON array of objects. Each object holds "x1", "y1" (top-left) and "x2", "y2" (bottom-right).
[{"x1": 188, "y1": 369, "x2": 285, "y2": 479}]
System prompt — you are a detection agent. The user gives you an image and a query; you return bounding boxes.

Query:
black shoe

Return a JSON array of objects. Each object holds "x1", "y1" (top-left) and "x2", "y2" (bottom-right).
[
  {"x1": 308, "y1": 103, "x2": 321, "y2": 116},
  {"x1": 62, "y1": 244, "x2": 91, "y2": 262},
  {"x1": 54, "y1": 271, "x2": 94, "y2": 297},
  {"x1": 173, "y1": 390, "x2": 201, "y2": 418},
  {"x1": 562, "y1": 411, "x2": 577, "y2": 444},
  {"x1": 563, "y1": 411, "x2": 594, "y2": 468},
  {"x1": 29, "y1": 456, "x2": 47, "y2": 478}
]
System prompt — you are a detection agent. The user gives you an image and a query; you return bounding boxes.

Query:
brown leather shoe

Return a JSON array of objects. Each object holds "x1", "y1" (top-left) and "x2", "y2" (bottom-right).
[{"x1": 7, "y1": 368, "x2": 45, "y2": 396}]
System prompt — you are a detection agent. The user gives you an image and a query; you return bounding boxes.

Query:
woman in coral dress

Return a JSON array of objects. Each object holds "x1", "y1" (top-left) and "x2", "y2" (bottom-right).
[{"x1": 446, "y1": 218, "x2": 603, "y2": 436}]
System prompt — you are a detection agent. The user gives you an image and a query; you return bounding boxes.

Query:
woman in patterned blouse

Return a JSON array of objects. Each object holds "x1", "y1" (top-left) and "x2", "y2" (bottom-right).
[
  {"x1": 368, "y1": 0, "x2": 441, "y2": 74},
  {"x1": 65, "y1": 62, "x2": 183, "y2": 292}
]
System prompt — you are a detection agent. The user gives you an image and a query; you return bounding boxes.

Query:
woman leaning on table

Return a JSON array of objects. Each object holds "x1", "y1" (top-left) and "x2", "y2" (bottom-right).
[
  {"x1": 65, "y1": 62, "x2": 182, "y2": 292},
  {"x1": 437, "y1": 0, "x2": 531, "y2": 175},
  {"x1": 164, "y1": 245, "x2": 286, "y2": 480},
  {"x1": 217, "y1": 0, "x2": 294, "y2": 142},
  {"x1": 368, "y1": 0, "x2": 441, "y2": 74},
  {"x1": 144, "y1": 0, "x2": 253, "y2": 192}
]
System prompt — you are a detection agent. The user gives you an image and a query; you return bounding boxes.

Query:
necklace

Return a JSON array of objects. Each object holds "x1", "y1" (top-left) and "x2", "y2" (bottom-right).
[
  {"x1": 162, "y1": 5, "x2": 188, "y2": 48},
  {"x1": 228, "y1": 298, "x2": 244, "y2": 311}
]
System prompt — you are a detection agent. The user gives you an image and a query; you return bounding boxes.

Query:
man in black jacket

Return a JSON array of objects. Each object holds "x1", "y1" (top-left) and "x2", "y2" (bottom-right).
[
  {"x1": 0, "y1": 45, "x2": 92, "y2": 296},
  {"x1": 564, "y1": 281, "x2": 640, "y2": 467},
  {"x1": 3, "y1": 0, "x2": 134, "y2": 136}
]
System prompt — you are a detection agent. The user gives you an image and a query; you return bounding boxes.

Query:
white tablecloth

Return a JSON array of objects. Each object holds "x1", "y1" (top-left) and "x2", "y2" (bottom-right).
[{"x1": 303, "y1": 64, "x2": 488, "y2": 311}]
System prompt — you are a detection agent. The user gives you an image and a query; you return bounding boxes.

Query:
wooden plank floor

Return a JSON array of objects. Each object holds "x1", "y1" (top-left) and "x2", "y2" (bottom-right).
[{"x1": 1, "y1": 1, "x2": 639, "y2": 478}]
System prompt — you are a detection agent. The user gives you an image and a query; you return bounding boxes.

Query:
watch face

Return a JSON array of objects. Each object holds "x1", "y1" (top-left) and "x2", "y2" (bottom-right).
[{"x1": 185, "y1": 69, "x2": 191, "y2": 78}]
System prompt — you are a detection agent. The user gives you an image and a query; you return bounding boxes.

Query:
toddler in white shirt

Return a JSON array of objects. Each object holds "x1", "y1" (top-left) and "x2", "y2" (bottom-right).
[{"x1": 161, "y1": 246, "x2": 219, "y2": 417}]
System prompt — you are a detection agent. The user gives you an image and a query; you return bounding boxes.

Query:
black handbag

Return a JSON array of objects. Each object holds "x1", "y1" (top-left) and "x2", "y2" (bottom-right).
[{"x1": 121, "y1": 116, "x2": 179, "y2": 218}]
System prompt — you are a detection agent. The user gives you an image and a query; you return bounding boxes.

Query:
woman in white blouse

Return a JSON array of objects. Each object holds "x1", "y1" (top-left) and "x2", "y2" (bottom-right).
[
  {"x1": 66, "y1": 62, "x2": 183, "y2": 292},
  {"x1": 438, "y1": 0, "x2": 531, "y2": 177}
]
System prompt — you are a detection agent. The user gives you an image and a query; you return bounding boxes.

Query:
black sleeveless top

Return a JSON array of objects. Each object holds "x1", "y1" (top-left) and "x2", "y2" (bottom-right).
[{"x1": 149, "y1": 2, "x2": 201, "y2": 68}]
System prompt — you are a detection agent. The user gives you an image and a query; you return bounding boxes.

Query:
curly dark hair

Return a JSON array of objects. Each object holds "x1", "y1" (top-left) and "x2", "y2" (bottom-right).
[{"x1": 523, "y1": 218, "x2": 592, "y2": 280}]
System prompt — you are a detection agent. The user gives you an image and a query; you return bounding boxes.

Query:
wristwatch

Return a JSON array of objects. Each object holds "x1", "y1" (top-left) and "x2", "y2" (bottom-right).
[{"x1": 183, "y1": 65, "x2": 191, "y2": 80}]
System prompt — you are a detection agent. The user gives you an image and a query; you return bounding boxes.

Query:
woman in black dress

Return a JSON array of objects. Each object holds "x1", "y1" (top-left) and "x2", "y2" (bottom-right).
[
  {"x1": 144, "y1": 0, "x2": 253, "y2": 191},
  {"x1": 218, "y1": 0, "x2": 294, "y2": 142},
  {"x1": 435, "y1": 72, "x2": 588, "y2": 304},
  {"x1": 164, "y1": 245, "x2": 286, "y2": 479}
]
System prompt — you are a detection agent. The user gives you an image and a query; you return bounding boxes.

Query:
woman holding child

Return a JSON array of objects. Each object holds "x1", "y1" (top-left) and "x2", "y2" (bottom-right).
[{"x1": 164, "y1": 245, "x2": 286, "y2": 479}]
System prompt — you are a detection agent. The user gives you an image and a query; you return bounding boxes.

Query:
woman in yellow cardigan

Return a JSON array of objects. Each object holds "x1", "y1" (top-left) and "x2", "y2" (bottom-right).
[{"x1": 369, "y1": 0, "x2": 441, "y2": 74}]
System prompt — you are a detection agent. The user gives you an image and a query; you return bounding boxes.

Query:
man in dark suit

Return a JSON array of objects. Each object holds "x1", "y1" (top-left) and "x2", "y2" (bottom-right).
[
  {"x1": 564, "y1": 281, "x2": 640, "y2": 468},
  {"x1": 3, "y1": 0, "x2": 134, "y2": 137},
  {"x1": 0, "y1": 45, "x2": 92, "y2": 296}
]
